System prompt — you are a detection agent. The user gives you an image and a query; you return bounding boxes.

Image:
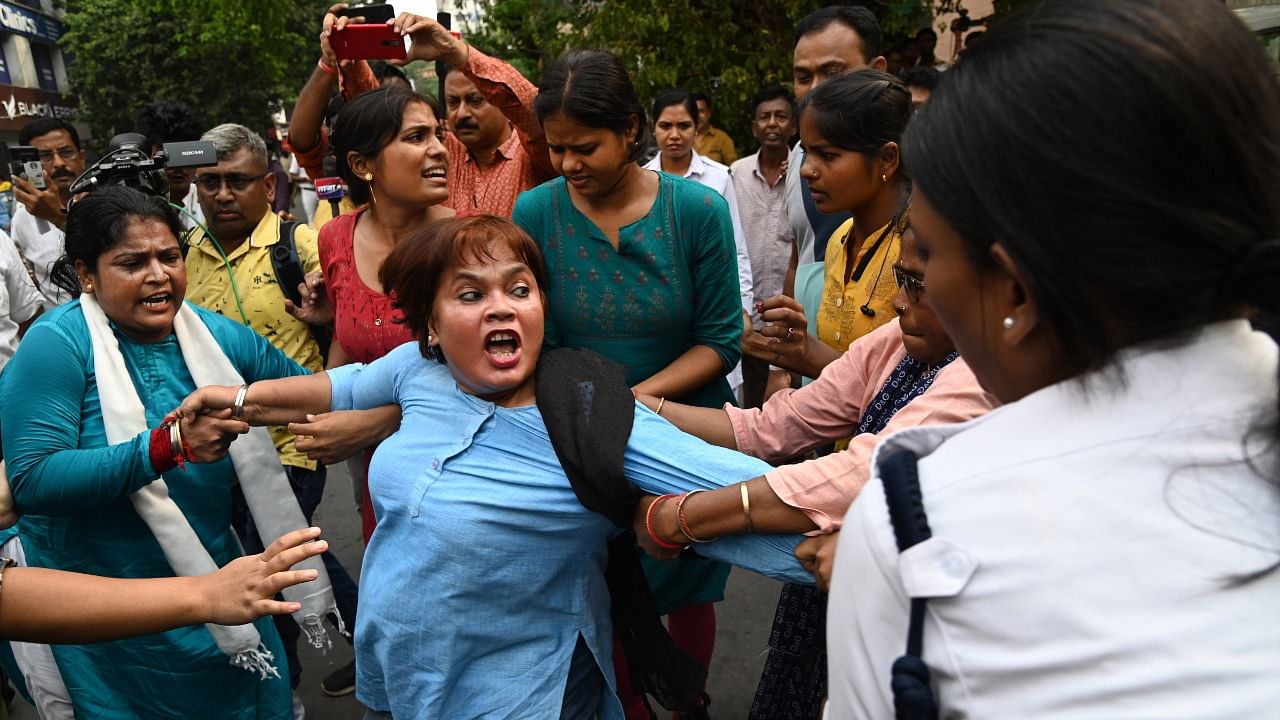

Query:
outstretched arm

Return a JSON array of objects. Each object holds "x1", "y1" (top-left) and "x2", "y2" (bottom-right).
[
  {"x1": 0, "y1": 528, "x2": 326, "y2": 643},
  {"x1": 635, "y1": 392, "x2": 737, "y2": 449},
  {"x1": 180, "y1": 374, "x2": 333, "y2": 427}
]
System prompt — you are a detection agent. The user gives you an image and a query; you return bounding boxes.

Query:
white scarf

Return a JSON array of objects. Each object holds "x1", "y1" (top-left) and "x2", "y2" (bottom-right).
[{"x1": 80, "y1": 295, "x2": 341, "y2": 678}]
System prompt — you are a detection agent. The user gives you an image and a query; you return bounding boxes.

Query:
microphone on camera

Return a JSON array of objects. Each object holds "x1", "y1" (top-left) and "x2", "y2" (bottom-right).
[{"x1": 316, "y1": 177, "x2": 347, "y2": 218}]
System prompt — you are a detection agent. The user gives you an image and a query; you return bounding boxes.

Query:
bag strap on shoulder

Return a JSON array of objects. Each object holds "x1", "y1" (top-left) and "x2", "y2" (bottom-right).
[{"x1": 880, "y1": 449, "x2": 940, "y2": 720}]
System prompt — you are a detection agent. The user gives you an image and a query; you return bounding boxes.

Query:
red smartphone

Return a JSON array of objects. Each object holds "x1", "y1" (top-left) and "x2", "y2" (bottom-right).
[{"x1": 331, "y1": 23, "x2": 407, "y2": 61}]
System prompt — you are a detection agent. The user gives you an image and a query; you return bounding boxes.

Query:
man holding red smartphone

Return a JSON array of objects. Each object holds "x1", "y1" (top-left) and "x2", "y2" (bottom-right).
[{"x1": 289, "y1": 6, "x2": 555, "y2": 220}]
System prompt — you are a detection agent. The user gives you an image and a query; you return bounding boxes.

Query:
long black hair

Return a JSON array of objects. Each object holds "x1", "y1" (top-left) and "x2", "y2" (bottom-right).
[
  {"x1": 533, "y1": 50, "x2": 649, "y2": 164},
  {"x1": 905, "y1": 0, "x2": 1280, "y2": 442},
  {"x1": 331, "y1": 84, "x2": 443, "y2": 206},
  {"x1": 50, "y1": 186, "x2": 183, "y2": 299}
]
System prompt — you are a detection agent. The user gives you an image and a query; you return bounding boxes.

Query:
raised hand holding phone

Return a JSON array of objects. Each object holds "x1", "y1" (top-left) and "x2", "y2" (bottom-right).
[{"x1": 389, "y1": 12, "x2": 468, "y2": 67}]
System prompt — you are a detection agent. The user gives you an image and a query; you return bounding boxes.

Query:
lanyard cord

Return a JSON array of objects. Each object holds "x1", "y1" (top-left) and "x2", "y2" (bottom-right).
[
  {"x1": 169, "y1": 202, "x2": 252, "y2": 326},
  {"x1": 849, "y1": 190, "x2": 912, "y2": 283}
]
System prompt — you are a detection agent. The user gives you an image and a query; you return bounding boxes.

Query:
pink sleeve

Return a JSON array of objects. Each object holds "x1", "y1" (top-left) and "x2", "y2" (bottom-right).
[
  {"x1": 725, "y1": 320, "x2": 905, "y2": 462},
  {"x1": 765, "y1": 358, "x2": 998, "y2": 532}
]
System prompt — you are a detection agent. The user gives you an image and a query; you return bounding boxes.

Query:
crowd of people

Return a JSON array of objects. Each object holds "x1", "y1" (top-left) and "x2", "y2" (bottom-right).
[{"x1": 0, "y1": 0, "x2": 1275, "y2": 718}]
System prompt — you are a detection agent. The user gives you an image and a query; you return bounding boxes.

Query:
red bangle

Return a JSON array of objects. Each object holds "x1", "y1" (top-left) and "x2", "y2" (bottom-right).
[
  {"x1": 317, "y1": 57, "x2": 338, "y2": 76},
  {"x1": 645, "y1": 494, "x2": 686, "y2": 551},
  {"x1": 149, "y1": 424, "x2": 177, "y2": 474}
]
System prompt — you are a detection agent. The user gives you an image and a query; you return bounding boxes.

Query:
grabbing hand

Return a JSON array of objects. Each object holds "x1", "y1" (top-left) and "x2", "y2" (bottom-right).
[
  {"x1": 390, "y1": 12, "x2": 468, "y2": 67},
  {"x1": 198, "y1": 527, "x2": 327, "y2": 625},
  {"x1": 290, "y1": 405, "x2": 401, "y2": 465},
  {"x1": 795, "y1": 531, "x2": 840, "y2": 591},
  {"x1": 633, "y1": 495, "x2": 683, "y2": 561},
  {"x1": 177, "y1": 385, "x2": 237, "y2": 420},
  {"x1": 284, "y1": 271, "x2": 333, "y2": 327},
  {"x1": 179, "y1": 409, "x2": 249, "y2": 463},
  {"x1": 12, "y1": 174, "x2": 66, "y2": 227},
  {"x1": 320, "y1": 3, "x2": 361, "y2": 68}
]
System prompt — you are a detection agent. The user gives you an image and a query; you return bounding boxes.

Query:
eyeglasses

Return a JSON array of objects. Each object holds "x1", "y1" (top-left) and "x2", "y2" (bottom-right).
[
  {"x1": 892, "y1": 265, "x2": 925, "y2": 303},
  {"x1": 37, "y1": 147, "x2": 80, "y2": 164},
  {"x1": 194, "y1": 173, "x2": 269, "y2": 194}
]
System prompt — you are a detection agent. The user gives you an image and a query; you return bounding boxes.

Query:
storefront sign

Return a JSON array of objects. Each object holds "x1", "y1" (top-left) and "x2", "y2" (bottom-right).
[
  {"x1": 0, "y1": 85, "x2": 77, "y2": 131},
  {"x1": 0, "y1": 2, "x2": 64, "y2": 43}
]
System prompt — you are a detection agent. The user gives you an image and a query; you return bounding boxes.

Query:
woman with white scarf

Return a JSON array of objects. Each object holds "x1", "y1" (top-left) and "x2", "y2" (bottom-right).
[{"x1": 0, "y1": 186, "x2": 337, "y2": 719}]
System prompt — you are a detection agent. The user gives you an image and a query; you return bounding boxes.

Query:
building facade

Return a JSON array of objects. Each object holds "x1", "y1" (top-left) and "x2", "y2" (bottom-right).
[{"x1": 0, "y1": 0, "x2": 77, "y2": 146}]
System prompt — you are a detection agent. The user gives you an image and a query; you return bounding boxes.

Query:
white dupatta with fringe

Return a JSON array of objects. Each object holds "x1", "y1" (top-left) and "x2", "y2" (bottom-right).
[{"x1": 80, "y1": 294, "x2": 341, "y2": 678}]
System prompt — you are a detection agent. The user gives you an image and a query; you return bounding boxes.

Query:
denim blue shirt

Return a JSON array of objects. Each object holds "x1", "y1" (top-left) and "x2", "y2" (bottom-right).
[{"x1": 330, "y1": 343, "x2": 808, "y2": 718}]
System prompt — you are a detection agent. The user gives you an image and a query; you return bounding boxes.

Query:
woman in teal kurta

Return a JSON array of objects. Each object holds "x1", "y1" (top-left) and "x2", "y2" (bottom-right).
[
  {"x1": 514, "y1": 49, "x2": 744, "y2": 714},
  {"x1": 0, "y1": 189, "x2": 299, "y2": 719}
]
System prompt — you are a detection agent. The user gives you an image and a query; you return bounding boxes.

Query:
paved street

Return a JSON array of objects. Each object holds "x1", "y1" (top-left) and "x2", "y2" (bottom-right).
[{"x1": 14, "y1": 461, "x2": 785, "y2": 719}]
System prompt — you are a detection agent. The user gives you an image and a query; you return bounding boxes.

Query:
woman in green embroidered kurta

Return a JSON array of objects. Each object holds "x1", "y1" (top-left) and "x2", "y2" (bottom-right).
[{"x1": 513, "y1": 49, "x2": 743, "y2": 715}]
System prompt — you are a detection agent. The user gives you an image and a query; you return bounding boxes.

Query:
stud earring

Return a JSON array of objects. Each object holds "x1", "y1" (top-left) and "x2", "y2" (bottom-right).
[
  {"x1": 881, "y1": 173, "x2": 888, "y2": 183},
  {"x1": 1002, "y1": 316, "x2": 1015, "y2": 330},
  {"x1": 363, "y1": 173, "x2": 374, "y2": 181}
]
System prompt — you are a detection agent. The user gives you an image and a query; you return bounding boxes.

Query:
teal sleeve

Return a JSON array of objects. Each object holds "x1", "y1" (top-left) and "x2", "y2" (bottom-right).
[
  {"x1": 513, "y1": 188, "x2": 564, "y2": 349},
  {"x1": 0, "y1": 324, "x2": 157, "y2": 514},
  {"x1": 623, "y1": 402, "x2": 812, "y2": 585},
  {"x1": 688, "y1": 189, "x2": 744, "y2": 372},
  {"x1": 201, "y1": 306, "x2": 308, "y2": 382}
]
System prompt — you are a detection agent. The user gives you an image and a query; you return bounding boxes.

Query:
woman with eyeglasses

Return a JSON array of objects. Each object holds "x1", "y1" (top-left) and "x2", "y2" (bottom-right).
[
  {"x1": 634, "y1": 224, "x2": 995, "y2": 718},
  {"x1": 825, "y1": 1, "x2": 1280, "y2": 715},
  {"x1": 746, "y1": 69, "x2": 912, "y2": 384}
]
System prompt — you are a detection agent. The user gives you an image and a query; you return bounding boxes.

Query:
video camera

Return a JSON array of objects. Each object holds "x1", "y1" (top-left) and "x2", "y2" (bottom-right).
[{"x1": 67, "y1": 132, "x2": 217, "y2": 201}]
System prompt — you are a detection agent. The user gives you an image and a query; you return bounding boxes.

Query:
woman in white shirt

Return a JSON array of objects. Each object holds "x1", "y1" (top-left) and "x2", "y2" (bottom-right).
[{"x1": 822, "y1": 0, "x2": 1280, "y2": 717}]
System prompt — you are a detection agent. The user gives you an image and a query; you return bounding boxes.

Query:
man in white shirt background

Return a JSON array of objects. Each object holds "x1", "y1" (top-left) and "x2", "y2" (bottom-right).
[
  {"x1": 730, "y1": 85, "x2": 797, "y2": 407},
  {"x1": 10, "y1": 118, "x2": 87, "y2": 308}
]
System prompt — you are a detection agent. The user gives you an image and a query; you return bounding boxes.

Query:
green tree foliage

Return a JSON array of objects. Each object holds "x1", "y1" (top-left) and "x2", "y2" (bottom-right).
[
  {"x1": 63, "y1": 0, "x2": 331, "y2": 150},
  {"x1": 467, "y1": 1, "x2": 1024, "y2": 153}
]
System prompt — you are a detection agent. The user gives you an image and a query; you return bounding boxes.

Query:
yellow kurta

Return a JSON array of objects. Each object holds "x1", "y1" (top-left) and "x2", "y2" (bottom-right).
[
  {"x1": 815, "y1": 216, "x2": 903, "y2": 353},
  {"x1": 184, "y1": 212, "x2": 324, "y2": 469}
]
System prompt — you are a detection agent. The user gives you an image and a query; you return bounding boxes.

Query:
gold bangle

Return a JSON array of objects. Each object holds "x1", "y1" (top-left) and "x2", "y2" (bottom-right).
[
  {"x1": 655, "y1": 397, "x2": 666, "y2": 415},
  {"x1": 740, "y1": 481, "x2": 754, "y2": 533}
]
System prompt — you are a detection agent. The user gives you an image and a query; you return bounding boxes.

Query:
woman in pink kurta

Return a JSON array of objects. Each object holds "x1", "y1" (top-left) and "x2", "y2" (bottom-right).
[{"x1": 634, "y1": 227, "x2": 996, "y2": 717}]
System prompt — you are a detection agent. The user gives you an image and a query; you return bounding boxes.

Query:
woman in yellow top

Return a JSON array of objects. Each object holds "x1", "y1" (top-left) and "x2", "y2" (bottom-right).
[{"x1": 757, "y1": 69, "x2": 912, "y2": 380}]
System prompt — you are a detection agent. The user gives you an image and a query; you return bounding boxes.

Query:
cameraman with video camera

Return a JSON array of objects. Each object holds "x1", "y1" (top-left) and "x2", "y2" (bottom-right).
[{"x1": 10, "y1": 118, "x2": 87, "y2": 308}]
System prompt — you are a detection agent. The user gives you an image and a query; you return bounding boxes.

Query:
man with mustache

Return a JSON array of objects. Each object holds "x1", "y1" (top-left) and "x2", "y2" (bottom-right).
[
  {"x1": 290, "y1": 10, "x2": 553, "y2": 218},
  {"x1": 10, "y1": 118, "x2": 88, "y2": 307},
  {"x1": 730, "y1": 85, "x2": 797, "y2": 408}
]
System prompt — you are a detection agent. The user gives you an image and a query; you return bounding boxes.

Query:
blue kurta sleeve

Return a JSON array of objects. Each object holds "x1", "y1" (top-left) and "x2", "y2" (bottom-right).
[
  {"x1": 623, "y1": 403, "x2": 812, "y2": 585},
  {"x1": 682, "y1": 185, "x2": 744, "y2": 372},
  {"x1": 0, "y1": 323, "x2": 156, "y2": 513},
  {"x1": 329, "y1": 341, "x2": 419, "y2": 411}
]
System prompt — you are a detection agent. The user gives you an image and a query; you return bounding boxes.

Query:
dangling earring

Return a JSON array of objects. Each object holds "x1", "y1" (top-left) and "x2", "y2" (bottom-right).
[
  {"x1": 1002, "y1": 316, "x2": 1015, "y2": 330},
  {"x1": 881, "y1": 172, "x2": 888, "y2": 183},
  {"x1": 364, "y1": 173, "x2": 376, "y2": 206}
]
